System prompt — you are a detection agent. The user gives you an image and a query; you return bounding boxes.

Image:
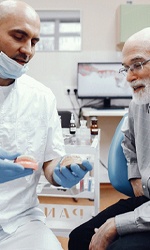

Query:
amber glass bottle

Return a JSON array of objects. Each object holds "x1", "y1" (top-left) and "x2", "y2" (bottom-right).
[{"x1": 90, "y1": 117, "x2": 98, "y2": 135}]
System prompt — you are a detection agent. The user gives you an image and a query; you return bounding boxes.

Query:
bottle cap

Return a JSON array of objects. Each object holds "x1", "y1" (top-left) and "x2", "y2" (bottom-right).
[{"x1": 91, "y1": 116, "x2": 97, "y2": 121}]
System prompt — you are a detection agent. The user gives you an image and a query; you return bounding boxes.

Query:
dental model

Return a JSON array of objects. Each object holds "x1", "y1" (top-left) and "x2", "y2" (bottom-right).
[
  {"x1": 60, "y1": 155, "x2": 86, "y2": 170},
  {"x1": 15, "y1": 155, "x2": 38, "y2": 170}
]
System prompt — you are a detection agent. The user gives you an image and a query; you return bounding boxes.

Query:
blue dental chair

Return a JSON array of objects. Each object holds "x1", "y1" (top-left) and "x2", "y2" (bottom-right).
[{"x1": 108, "y1": 114, "x2": 134, "y2": 197}]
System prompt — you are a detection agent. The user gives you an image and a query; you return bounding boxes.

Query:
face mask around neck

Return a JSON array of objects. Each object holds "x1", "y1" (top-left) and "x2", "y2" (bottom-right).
[{"x1": 0, "y1": 51, "x2": 28, "y2": 79}]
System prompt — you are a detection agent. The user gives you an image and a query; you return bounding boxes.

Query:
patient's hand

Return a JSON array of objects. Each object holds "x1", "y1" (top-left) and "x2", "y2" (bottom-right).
[
  {"x1": 89, "y1": 218, "x2": 117, "y2": 250},
  {"x1": 130, "y1": 178, "x2": 143, "y2": 197}
]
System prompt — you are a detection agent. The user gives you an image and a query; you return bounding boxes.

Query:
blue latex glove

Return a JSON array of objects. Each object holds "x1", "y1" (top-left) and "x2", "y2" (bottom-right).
[
  {"x1": 0, "y1": 148, "x2": 33, "y2": 184},
  {"x1": 53, "y1": 159, "x2": 92, "y2": 188}
]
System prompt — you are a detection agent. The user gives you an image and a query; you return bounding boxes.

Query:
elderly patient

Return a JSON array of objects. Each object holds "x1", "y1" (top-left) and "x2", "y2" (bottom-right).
[
  {"x1": 0, "y1": 1, "x2": 92, "y2": 249},
  {"x1": 68, "y1": 27, "x2": 150, "y2": 250}
]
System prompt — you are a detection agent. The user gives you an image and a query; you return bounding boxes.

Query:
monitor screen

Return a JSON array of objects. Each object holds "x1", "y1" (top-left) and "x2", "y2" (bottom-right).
[{"x1": 77, "y1": 62, "x2": 133, "y2": 108}]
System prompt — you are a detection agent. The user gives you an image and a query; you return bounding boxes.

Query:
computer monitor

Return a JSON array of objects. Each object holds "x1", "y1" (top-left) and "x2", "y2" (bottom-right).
[{"x1": 77, "y1": 62, "x2": 133, "y2": 109}]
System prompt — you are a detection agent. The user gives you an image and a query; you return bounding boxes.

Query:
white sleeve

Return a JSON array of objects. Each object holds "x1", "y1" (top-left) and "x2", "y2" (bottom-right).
[
  {"x1": 115, "y1": 199, "x2": 150, "y2": 235},
  {"x1": 44, "y1": 96, "x2": 66, "y2": 162}
]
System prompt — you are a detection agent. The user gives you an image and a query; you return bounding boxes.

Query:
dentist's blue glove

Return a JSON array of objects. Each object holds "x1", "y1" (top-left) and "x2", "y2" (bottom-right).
[
  {"x1": 0, "y1": 148, "x2": 33, "y2": 183},
  {"x1": 53, "y1": 160, "x2": 92, "y2": 188}
]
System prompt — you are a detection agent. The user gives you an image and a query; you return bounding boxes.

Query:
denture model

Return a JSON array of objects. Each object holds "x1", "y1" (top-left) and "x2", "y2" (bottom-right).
[{"x1": 15, "y1": 155, "x2": 38, "y2": 170}]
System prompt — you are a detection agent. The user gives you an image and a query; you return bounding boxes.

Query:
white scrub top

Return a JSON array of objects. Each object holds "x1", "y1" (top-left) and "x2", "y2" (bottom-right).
[{"x1": 0, "y1": 74, "x2": 65, "y2": 233}]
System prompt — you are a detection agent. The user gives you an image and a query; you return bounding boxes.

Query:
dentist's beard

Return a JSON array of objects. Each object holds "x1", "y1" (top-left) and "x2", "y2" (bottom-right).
[{"x1": 131, "y1": 78, "x2": 150, "y2": 105}]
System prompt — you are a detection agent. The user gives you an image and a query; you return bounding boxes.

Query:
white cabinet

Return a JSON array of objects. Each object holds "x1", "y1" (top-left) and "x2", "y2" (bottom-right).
[
  {"x1": 82, "y1": 108, "x2": 128, "y2": 183},
  {"x1": 116, "y1": 4, "x2": 150, "y2": 50},
  {"x1": 37, "y1": 128, "x2": 100, "y2": 236}
]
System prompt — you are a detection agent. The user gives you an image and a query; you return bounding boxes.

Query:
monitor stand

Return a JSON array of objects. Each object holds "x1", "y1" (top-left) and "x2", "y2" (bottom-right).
[{"x1": 91, "y1": 98, "x2": 128, "y2": 110}]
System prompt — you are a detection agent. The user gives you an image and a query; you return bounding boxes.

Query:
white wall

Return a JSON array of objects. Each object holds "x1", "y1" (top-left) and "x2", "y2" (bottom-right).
[
  {"x1": 16, "y1": 0, "x2": 150, "y2": 111},
  {"x1": 2, "y1": 0, "x2": 149, "y2": 180}
]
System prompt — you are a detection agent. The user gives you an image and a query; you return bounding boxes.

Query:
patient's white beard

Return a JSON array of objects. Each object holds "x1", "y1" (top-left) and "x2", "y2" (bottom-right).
[{"x1": 131, "y1": 78, "x2": 150, "y2": 105}]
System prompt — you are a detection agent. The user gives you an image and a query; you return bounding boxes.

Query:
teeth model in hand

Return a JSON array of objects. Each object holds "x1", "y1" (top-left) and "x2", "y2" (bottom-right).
[
  {"x1": 15, "y1": 155, "x2": 38, "y2": 170},
  {"x1": 60, "y1": 155, "x2": 86, "y2": 170}
]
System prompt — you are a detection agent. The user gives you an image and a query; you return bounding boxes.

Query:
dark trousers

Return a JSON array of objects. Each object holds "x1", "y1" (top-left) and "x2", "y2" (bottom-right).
[{"x1": 68, "y1": 196, "x2": 150, "y2": 250}]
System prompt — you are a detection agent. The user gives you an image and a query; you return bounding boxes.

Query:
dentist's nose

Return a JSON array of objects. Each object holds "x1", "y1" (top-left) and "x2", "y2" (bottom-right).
[{"x1": 19, "y1": 41, "x2": 33, "y2": 57}]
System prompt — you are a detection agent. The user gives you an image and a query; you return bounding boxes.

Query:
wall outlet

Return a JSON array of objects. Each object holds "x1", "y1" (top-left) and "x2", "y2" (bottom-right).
[{"x1": 65, "y1": 86, "x2": 75, "y2": 95}]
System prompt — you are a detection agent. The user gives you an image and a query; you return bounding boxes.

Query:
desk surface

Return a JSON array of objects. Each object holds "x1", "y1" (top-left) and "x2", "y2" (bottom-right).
[{"x1": 82, "y1": 107, "x2": 128, "y2": 117}]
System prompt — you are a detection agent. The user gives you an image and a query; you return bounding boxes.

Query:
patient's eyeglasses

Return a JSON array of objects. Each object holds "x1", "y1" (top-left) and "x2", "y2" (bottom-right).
[{"x1": 119, "y1": 59, "x2": 150, "y2": 76}]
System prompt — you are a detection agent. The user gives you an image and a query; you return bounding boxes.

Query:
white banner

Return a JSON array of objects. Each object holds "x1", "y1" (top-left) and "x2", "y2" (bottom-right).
[{"x1": 39, "y1": 204, "x2": 94, "y2": 231}]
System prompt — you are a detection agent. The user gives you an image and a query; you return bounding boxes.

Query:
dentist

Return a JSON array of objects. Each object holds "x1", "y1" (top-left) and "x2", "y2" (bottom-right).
[{"x1": 0, "y1": 1, "x2": 92, "y2": 249}]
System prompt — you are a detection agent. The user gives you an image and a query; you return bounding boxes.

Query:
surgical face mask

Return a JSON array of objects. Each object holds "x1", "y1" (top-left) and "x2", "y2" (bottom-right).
[{"x1": 0, "y1": 51, "x2": 28, "y2": 79}]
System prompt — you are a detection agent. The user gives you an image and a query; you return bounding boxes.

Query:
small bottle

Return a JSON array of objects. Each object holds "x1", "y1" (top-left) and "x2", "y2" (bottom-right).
[
  {"x1": 80, "y1": 119, "x2": 87, "y2": 138},
  {"x1": 90, "y1": 117, "x2": 98, "y2": 135},
  {"x1": 79, "y1": 120, "x2": 89, "y2": 144},
  {"x1": 69, "y1": 113, "x2": 76, "y2": 134}
]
